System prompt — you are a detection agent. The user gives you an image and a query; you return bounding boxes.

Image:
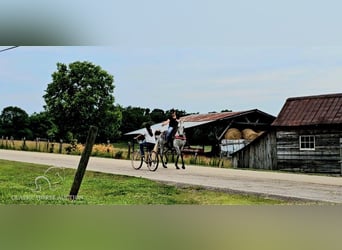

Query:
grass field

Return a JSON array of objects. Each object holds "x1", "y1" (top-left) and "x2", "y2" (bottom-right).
[{"x1": 0, "y1": 159, "x2": 300, "y2": 205}]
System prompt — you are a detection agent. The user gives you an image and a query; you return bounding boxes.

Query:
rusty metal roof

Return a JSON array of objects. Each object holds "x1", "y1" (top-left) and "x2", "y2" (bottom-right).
[
  {"x1": 272, "y1": 93, "x2": 342, "y2": 127},
  {"x1": 125, "y1": 109, "x2": 274, "y2": 135},
  {"x1": 181, "y1": 111, "x2": 245, "y2": 122},
  {"x1": 125, "y1": 112, "x2": 244, "y2": 135},
  {"x1": 181, "y1": 109, "x2": 275, "y2": 122}
]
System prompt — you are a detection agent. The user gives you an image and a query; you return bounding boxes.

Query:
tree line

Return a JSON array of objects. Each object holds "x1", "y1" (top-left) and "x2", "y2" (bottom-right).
[
  {"x1": 0, "y1": 105, "x2": 189, "y2": 143},
  {"x1": 0, "y1": 61, "x2": 192, "y2": 143}
]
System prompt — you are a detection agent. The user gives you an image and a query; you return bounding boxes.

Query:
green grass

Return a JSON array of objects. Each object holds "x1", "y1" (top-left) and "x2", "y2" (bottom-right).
[{"x1": 0, "y1": 159, "x2": 303, "y2": 205}]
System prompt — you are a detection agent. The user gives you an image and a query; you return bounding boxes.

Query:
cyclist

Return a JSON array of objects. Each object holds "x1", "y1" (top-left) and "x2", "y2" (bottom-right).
[
  {"x1": 162, "y1": 109, "x2": 179, "y2": 148},
  {"x1": 134, "y1": 122, "x2": 156, "y2": 157}
]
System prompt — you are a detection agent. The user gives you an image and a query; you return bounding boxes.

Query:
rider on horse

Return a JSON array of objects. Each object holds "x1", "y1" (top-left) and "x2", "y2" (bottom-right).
[{"x1": 162, "y1": 109, "x2": 179, "y2": 148}]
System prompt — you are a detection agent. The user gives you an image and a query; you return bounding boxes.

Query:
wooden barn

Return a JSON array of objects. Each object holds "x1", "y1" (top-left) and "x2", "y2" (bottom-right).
[
  {"x1": 181, "y1": 109, "x2": 275, "y2": 149},
  {"x1": 232, "y1": 93, "x2": 342, "y2": 174},
  {"x1": 230, "y1": 130, "x2": 277, "y2": 170},
  {"x1": 125, "y1": 109, "x2": 276, "y2": 155}
]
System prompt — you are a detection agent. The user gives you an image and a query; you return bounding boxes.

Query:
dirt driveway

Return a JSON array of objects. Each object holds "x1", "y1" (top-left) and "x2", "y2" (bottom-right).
[{"x1": 1, "y1": 149, "x2": 341, "y2": 203}]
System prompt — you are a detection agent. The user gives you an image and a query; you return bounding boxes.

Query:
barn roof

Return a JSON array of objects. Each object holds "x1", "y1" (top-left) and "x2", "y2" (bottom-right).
[
  {"x1": 124, "y1": 120, "x2": 212, "y2": 135},
  {"x1": 125, "y1": 109, "x2": 274, "y2": 135},
  {"x1": 272, "y1": 93, "x2": 342, "y2": 127},
  {"x1": 181, "y1": 109, "x2": 275, "y2": 122},
  {"x1": 124, "y1": 112, "x2": 238, "y2": 135}
]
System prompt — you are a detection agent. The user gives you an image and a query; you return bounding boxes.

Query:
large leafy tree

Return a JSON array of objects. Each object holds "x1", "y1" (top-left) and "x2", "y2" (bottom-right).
[
  {"x1": 0, "y1": 106, "x2": 32, "y2": 139},
  {"x1": 43, "y1": 61, "x2": 122, "y2": 142}
]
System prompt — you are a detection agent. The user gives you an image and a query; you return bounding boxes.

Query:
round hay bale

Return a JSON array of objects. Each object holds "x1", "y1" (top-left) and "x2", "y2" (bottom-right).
[
  {"x1": 224, "y1": 128, "x2": 242, "y2": 139},
  {"x1": 242, "y1": 128, "x2": 259, "y2": 140}
]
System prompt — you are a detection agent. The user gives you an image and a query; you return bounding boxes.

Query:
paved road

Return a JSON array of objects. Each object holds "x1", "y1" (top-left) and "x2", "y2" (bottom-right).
[{"x1": 1, "y1": 149, "x2": 342, "y2": 203}]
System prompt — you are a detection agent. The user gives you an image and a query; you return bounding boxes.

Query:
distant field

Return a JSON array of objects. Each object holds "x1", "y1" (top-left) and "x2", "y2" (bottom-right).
[{"x1": 0, "y1": 138, "x2": 125, "y2": 157}]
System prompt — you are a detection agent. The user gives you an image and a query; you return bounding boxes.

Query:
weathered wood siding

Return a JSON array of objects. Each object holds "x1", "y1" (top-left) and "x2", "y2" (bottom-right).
[
  {"x1": 276, "y1": 128, "x2": 342, "y2": 173},
  {"x1": 232, "y1": 131, "x2": 277, "y2": 170}
]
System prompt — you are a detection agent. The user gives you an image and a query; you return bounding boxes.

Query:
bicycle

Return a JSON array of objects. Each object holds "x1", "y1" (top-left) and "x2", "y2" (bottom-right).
[{"x1": 130, "y1": 139, "x2": 159, "y2": 171}]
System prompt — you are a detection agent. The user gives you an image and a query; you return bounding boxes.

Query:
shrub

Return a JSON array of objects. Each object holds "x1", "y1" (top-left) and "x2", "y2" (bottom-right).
[{"x1": 114, "y1": 150, "x2": 123, "y2": 159}]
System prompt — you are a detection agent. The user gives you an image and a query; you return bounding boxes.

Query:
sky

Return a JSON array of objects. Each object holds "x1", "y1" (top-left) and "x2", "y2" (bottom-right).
[{"x1": 1, "y1": 1, "x2": 342, "y2": 117}]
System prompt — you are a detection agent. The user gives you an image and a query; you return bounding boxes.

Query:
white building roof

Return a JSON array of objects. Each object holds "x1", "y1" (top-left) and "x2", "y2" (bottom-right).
[{"x1": 124, "y1": 121, "x2": 212, "y2": 135}]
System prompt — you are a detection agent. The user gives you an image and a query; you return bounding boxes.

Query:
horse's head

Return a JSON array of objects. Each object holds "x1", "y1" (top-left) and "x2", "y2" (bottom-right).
[{"x1": 176, "y1": 120, "x2": 185, "y2": 137}]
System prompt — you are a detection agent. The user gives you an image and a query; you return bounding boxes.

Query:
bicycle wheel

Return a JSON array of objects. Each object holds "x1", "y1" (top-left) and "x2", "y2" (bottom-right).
[
  {"x1": 131, "y1": 150, "x2": 143, "y2": 170},
  {"x1": 147, "y1": 151, "x2": 159, "y2": 171}
]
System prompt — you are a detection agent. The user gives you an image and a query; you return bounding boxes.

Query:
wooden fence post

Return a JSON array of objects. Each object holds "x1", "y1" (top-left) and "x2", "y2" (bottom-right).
[
  {"x1": 22, "y1": 137, "x2": 26, "y2": 150},
  {"x1": 127, "y1": 141, "x2": 131, "y2": 159},
  {"x1": 59, "y1": 139, "x2": 63, "y2": 154},
  {"x1": 69, "y1": 126, "x2": 98, "y2": 200}
]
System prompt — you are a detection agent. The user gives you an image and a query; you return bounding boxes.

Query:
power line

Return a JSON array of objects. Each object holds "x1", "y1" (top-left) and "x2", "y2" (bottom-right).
[{"x1": 0, "y1": 46, "x2": 19, "y2": 53}]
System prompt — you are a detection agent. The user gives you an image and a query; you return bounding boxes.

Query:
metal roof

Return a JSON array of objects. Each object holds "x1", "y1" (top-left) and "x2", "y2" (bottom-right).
[
  {"x1": 125, "y1": 109, "x2": 273, "y2": 135},
  {"x1": 181, "y1": 109, "x2": 275, "y2": 122},
  {"x1": 124, "y1": 120, "x2": 212, "y2": 135},
  {"x1": 272, "y1": 93, "x2": 342, "y2": 127},
  {"x1": 181, "y1": 111, "x2": 245, "y2": 122}
]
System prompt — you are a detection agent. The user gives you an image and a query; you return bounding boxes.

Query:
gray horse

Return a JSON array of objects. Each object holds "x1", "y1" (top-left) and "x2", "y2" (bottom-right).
[{"x1": 155, "y1": 120, "x2": 186, "y2": 169}]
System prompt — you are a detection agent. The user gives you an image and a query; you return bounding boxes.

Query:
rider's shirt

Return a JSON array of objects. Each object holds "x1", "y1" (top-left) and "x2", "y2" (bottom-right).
[
  {"x1": 169, "y1": 115, "x2": 178, "y2": 128},
  {"x1": 143, "y1": 129, "x2": 156, "y2": 144}
]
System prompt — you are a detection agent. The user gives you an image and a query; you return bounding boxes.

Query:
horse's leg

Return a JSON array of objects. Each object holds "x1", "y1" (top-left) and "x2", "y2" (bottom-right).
[
  {"x1": 181, "y1": 152, "x2": 185, "y2": 169},
  {"x1": 157, "y1": 134, "x2": 168, "y2": 168},
  {"x1": 180, "y1": 141, "x2": 185, "y2": 169},
  {"x1": 162, "y1": 151, "x2": 168, "y2": 168},
  {"x1": 174, "y1": 142, "x2": 181, "y2": 170},
  {"x1": 162, "y1": 154, "x2": 168, "y2": 168},
  {"x1": 165, "y1": 145, "x2": 170, "y2": 166},
  {"x1": 160, "y1": 144, "x2": 168, "y2": 168},
  {"x1": 175, "y1": 154, "x2": 180, "y2": 169}
]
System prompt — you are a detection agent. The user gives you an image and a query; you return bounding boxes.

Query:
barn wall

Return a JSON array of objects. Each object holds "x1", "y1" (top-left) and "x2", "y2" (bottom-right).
[
  {"x1": 232, "y1": 131, "x2": 277, "y2": 170},
  {"x1": 276, "y1": 128, "x2": 342, "y2": 173}
]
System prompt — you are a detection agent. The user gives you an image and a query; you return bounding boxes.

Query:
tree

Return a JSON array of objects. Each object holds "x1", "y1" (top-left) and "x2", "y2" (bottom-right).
[
  {"x1": 29, "y1": 111, "x2": 55, "y2": 139},
  {"x1": 43, "y1": 61, "x2": 122, "y2": 142},
  {"x1": 119, "y1": 106, "x2": 149, "y2": 136},
  {"x1": 0, "y1": 106, "x2": 32, "y2": 139},
  {"x1": 150, "y1": 108, "x2": 165, "y2": 123},
  {"x1": 165, "y1": 109, "x2": 188, "y2": 118}
]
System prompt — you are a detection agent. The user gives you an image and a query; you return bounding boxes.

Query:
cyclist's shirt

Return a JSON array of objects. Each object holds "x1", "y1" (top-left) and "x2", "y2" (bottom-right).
[{"x1": 143, "y1": 129, "x2": 156, "y2": 144}]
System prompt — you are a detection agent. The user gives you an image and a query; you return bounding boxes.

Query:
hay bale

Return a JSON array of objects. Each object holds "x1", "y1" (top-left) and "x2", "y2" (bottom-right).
[
  {"x1": 224, "y1": 128, "x2": 242, "y2": 139},
  {"x1": 241, "y1": 128, "x2": 259, "y2": 140}
]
